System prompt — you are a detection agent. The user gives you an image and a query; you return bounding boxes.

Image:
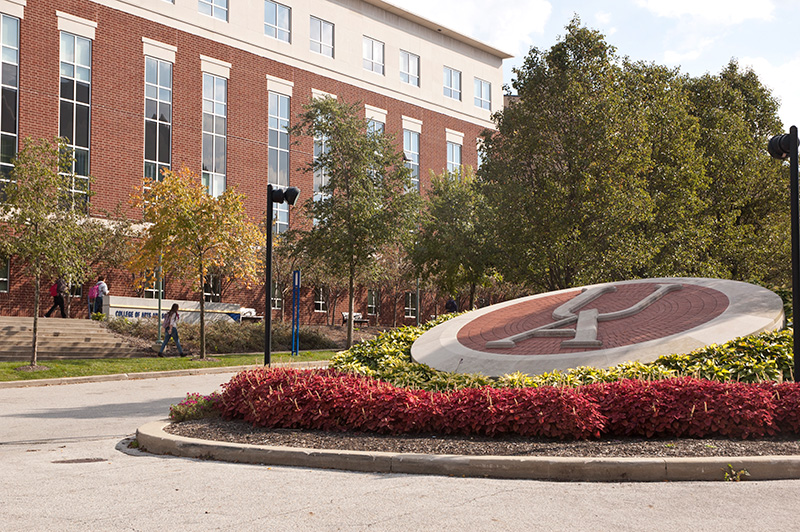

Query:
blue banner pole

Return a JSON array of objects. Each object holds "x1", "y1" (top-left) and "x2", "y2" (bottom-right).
[{"x1": 292, "y1": 269, "x2": 301, "y2": 356}]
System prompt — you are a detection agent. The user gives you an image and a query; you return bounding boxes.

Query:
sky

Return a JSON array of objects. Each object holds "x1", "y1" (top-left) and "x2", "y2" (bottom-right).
[{"x1": 400, "y1": 0, "x2": 800, "y2": 129}]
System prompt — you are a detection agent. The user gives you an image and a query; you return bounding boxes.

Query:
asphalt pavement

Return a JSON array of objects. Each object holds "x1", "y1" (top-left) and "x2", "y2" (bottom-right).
[{"x1": 3, "y1": 371, "x2": 800, "y2": 531}]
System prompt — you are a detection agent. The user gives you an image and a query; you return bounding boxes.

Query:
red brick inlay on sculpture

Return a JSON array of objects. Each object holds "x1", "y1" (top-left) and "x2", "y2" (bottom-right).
[{"x1": 456, "y1": 283, "x2": 729, "y2": 356}]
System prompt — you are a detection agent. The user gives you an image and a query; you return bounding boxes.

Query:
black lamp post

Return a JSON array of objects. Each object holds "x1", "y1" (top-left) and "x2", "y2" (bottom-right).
[
  {"x1": 768, "y1": 126, "x2": 800, "y2": 379},
  {"x1": 265, "y1": 183, "x2": 300, "y2": 367}
]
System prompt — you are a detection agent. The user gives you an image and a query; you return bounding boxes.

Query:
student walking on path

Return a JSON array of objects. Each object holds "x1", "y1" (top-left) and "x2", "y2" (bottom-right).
[
  {"x1": 45, "y1": 278, "x2": 68, "y2": 318},
  {"x1": 158, "y1": 303, "x2": 185, "y2": 357}
]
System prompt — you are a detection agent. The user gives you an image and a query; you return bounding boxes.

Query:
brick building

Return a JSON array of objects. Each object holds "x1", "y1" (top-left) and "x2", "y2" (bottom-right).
[{"x1": 0, "y1": 0, "x2": 509, "y2": 326}]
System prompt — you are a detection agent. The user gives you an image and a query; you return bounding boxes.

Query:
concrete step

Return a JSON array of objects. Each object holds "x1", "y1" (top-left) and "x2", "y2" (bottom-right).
[{"x1": 0, "y1": 316, "x2": 150, "y2": 361}]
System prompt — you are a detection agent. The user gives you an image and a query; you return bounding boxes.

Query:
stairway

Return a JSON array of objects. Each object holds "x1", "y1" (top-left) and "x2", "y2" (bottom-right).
[{"x1": 0, "y1": 316, "x2": 151, "y2": 361}]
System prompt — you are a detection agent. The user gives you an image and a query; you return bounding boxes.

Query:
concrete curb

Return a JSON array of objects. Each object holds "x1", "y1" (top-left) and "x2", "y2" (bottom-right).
[
  {"x1": 135, "y1": 420, "x2": 800, "y2": 482},
  {"x1": 0, "y1": 360, "x2": 329, "y2": 389}
]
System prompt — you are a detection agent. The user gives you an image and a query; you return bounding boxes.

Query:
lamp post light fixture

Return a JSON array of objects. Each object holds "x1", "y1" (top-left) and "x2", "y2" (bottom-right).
[
  {"x1": 768, "y1": 126, "x2": 800, "y2": 379},
  {"x1": 265, "y1": 183, "x2": 300, "y2": 367}
]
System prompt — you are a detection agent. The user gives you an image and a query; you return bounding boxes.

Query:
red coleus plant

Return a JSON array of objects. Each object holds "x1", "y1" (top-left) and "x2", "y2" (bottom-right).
[{"x1": 217, "y1": 369, "x2": 800, "y2": 441}]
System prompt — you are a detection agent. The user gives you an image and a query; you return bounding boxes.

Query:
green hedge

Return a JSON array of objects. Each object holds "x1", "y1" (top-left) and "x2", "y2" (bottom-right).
[
  {"x1": 330, "y1": 314, "x2": 795, "y2": 390},
  {"x1": 107, "y1": 317, "x2": 338, "y2": 353}
]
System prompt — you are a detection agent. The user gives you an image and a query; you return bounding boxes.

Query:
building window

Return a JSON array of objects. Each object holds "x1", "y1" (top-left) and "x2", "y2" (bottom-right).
[
  {"x1": 0, "y1": 257, "x2": 8, "y2": 292},
  {"x1": 474, "y1": 78, "x2": 491, "y2": 110},
  {"x1": 268, "y1": 91, "x2": 290, "y2": 233},
  {"x1": 404, "y1": 129, "x2": 420, "y2": 192},
  {"x1": 0, "y1": 15, "x2": 18, "y2": 190},
  {"x1": 199, "y1": 0, "x2": 228, "y2": 21},
  {"x1": 367, "y1": 289, "x2": 379, "y2": 316},
  {"x1": 314, "y1": 287, "x2": 327, "y2": 312},
  {"x1": 404, "y1": 291, "x2": 417, "y2": 319},
  {"x1": 142, "y1": 274, "x2": 165, "y2": 299},
  {"x1": 271, "y1": 280, "x2": 283, "y2": 310},
  {"x1": 203, "y1": 273, "x2": 221, "y2": 303},
  {"x1": 144, "y1": 57, "x2": 172, "y2": 183},
  {"x1": 363, "y1": 36, "x2": 384, "y2": 75},
  {"x1": 400, "y1": 50, "x2": 419, "y2": 87},
  {"x1": 443, "y1": 66, "x2": 461, "y2": 101},
  {"x1": 202, "y1": 73, "x2": 227, "y2": 197},
  {"x1": 59, "y1": 32, "x2": 92, "y2": 208},
  {"x1": 447, "y1": 142, "x2": 461, "y2": 174},
  {"x1": 310, "y1": 16, "x2": 333, "y2": 57},
  {"x1": 264, "y1": 1, "x2": 291, "y2": 42},
  {"x1": 367, "y1": 119, "x2": 384, "y2": 135},
  {"x1": 313, "y1": 135, "x2": 329, "y2": 204}
]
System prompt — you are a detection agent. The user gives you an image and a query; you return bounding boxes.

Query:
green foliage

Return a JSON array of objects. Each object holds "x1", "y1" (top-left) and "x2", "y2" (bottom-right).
[
  {"x1": 478, "y1": 19, "x2": 788, "y2": 291},
  {"x1": 90, "y1": 312, "x2": 107, "y2": 322},
  {"x1": 331, "y1": 314, "x2": 795, "y2": 391},
  {"x1": 723, "y1": 464, "x2": 751, "y2": 482},
  {"x1": 411, "y1": 167, "x2": 495, "y2": 309},
  {"x1": 0, "y1": 137, "x2": 92, "y2": 366},
  {"x1": 169, "y1": 392, "x2": 222, "y2": 421},
  {"x1": 289, "y1": 96, "x2": 420, "y2": 347},
  {"x1": 130, "y1": 167, "x2": 265, "y2": 359},
  {"x1": 687, "y1": 61, "x2": 788, "y2": 286},
  {"x1": 106, "y1": 317, "x2": 338, "y2": 353}
]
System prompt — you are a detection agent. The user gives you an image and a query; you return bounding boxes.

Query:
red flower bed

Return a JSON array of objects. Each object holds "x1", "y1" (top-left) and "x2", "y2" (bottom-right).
[{"x1": 218, "y1": 369, "x2": 800, "y2": 441}]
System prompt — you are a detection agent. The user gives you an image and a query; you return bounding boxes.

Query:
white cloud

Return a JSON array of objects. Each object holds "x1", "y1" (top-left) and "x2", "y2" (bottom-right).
[
  {"x1": 595, "y1": 12, "x2": 612, "y2": 24},
  {"x1": 664, "y1": 49, "x2": 701, "y2": 63},
  {"x1": 662, "y1": 37, "x2": 715, "y2": 65},
  {"x1": 739, "y1": 55, "x2": 800, "y2": 128},
  {"x1": 634, "y1": 0, "x2": 774, "y2": 25},
  {"x1": 397, "y1": 0, "x2": 552, "y2": 57}
]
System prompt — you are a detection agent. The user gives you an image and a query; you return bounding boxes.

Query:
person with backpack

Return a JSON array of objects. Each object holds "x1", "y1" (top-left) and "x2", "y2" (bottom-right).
[
  {"x1": 91, "y1": 276, "x2": 109, "y2": 315},
  {"x1": 157, "y1": 303, "x2": 185, "y2": 357},
  {"x1": 45, "y1": 278, "x2": 68, "y2": 318}
]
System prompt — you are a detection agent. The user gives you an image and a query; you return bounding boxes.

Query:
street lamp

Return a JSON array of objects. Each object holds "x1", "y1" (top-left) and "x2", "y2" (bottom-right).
[
  {"x1": 768, "y1": 126, "x2": 799, "y2": 379},
  {"x1": 265, "y1": 183, "x2": 300, "y2": 367}
]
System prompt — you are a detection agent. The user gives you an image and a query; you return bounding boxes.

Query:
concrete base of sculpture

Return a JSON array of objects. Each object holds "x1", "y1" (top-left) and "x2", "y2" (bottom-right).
[{"x1": 411, "y1": 278, "x2": 785, "y2": 377}]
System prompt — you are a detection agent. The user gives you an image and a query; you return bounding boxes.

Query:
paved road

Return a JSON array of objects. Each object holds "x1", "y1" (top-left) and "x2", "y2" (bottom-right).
[{"x1": 2, "y1": 373, "x2": 800, "y2": 531}]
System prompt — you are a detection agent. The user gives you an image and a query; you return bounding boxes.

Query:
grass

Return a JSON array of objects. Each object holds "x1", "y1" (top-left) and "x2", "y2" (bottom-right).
[{"x1": 0, "y1": 350, "x2": 337, "y2": 382}]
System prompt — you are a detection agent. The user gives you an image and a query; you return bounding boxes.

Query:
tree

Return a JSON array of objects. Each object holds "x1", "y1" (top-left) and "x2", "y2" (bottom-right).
[
  {"x1": 130, "y1": 167, "x2": 264, "y2": 358},
  {"x1": 687, "y1": 61, "x2": 789, "y2": 285},
  {"x1": 411, "y1": 167, "x2": 496, "y2": 309},
  {"x1": 290, "y1": 97, "x2": 419, "y2": 347},
  {"x1": 619, "y1": 60, "x2": 711, "y2": 279},
  {"x1": 0, "y1": 137, "x2": 88, "y2": 366},
  {"x1": 370, "y1": 243, "x2": 416, "y2": 327},
  {"x1": 480, "y1": 18, "x2": 655, "y2": 292}
]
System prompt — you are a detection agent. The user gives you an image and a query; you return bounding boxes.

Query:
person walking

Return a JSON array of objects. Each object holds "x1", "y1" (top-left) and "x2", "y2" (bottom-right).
[
  {"x1": 92, "y1": 276, "x2": 109, "y2": 314},
  {"x1": 45, "y1": 277, "x2": 68, "y2": 318},
  {"x1": 157, "y1": 303, "x2": 185, "y2": 357}
]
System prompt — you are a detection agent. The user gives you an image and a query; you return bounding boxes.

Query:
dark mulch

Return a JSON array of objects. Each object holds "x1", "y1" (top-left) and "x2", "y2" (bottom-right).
[{"x1": 166, "y1": 418, "x2": 800, "y2": 458}]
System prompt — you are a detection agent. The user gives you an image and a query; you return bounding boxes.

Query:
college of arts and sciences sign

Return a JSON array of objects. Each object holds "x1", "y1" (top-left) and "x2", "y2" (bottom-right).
[
  {"x1": 105, "y1": 296, "x2": 242, "y2": 324},
  {"x1": 411, "y1": 278, "x2": 786, "y2": 377}
]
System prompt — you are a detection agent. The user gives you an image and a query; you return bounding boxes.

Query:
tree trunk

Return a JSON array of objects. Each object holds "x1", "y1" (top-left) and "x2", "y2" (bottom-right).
[
  {"x1": 346, "y1": 267, "x2": 355, "y2": 348},
  {"x1": 469, "y1": 282, "x2": 476, "y2": 310},
  {"x1": 199, "y1": 270, "x2": 206, "y2": 359},
  {"x1": 392, "y1": 286, "x2": 398, "y2": 327},
  {"x1": 30, "y1": 275, "x2": 40, "y2": 366}
]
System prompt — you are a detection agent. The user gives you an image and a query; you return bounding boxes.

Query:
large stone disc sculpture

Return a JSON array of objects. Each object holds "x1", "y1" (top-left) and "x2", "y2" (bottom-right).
[{"x1": 411, "y1": 278, "x2": 785, "y2": 377}]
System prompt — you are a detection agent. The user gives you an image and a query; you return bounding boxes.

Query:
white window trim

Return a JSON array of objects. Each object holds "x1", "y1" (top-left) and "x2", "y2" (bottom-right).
[
  {"x1": 0, "y1": 0, "x2": 25, "y2": 19},
  {"x1": 57, "y1": 11, "x2": 96, "y2": 40},
  {"x1": 311, "y1": 88, "x2": 336, "y2": 100},
  {"x1": 446, "y1": 128, "x2": 464, "y2": 146},
  {"x1": 399, "y1": 49, "x2": 419, "y2": 87},
  {"x1": 267, "y1": 74, "x2": 293, "y2": 97},
  {"x1": 402, "y1": 115, "x2": 422, "y2": 134},
  {"x1": 365, "y1": 104, "x2": 387, "y2": 124},
  {"x1": 200, "y1": 55, "x2": 231, "y2": 79},
  {"x1": 142, "y1": 37, "x2": 176, "y2": 63},
  {"x1": 0, "y1": 257, "x2": 8, "y2": 293}
]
